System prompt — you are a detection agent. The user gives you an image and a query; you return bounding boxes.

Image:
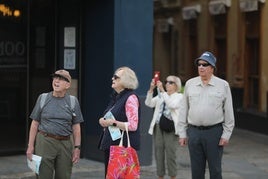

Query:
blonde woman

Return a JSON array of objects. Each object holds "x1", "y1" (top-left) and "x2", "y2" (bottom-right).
[
  {"x1": 98, "y1": 66, "x2": 140, "y2": 176},
  {"x1": 145, "y1": 75, "x2": 183, "y2": 179}
]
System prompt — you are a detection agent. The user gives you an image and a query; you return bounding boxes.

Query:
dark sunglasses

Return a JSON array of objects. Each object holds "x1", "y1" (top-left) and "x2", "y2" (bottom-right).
[
  {"x1": 197, "y1": 63, "x2": 210, "y2": 67},
  {"x1": 165, "y1": 81, "x2": 175, "y2": 85},
  {"x1": 113, "y1": 74, "x2": 120, "y2": 80},
  {"x1": 52, "y1": 74, "x2": 70, "y2": 82}
]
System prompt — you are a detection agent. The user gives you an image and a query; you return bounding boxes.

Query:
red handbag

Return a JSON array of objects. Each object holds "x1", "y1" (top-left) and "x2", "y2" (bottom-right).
[{"x1": 106, "y1": 123, "x2": 140, "y2": 179}]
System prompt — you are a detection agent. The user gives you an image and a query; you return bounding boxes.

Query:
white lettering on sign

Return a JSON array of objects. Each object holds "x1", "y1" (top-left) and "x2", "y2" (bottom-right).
[{"x1": 0, "y1": 41, "x2": 25, "y2": 57}]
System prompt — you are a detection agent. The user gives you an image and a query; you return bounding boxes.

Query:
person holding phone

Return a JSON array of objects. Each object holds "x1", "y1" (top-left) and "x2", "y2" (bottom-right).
[{"x1": 145, "y1": 75, "x2": 183, "y2": 179}]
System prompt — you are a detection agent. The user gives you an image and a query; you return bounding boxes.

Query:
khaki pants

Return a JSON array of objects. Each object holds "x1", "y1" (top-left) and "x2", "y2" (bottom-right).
[
  {"x1": 154, "y1": 124, "x2": 178, "y2": 177},
  {"x1": 35, "y1": 133, "x2": 73, "y2": 179}
]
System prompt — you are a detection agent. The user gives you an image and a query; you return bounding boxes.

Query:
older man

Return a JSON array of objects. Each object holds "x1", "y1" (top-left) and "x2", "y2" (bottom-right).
[
  {"x1": 26, "y1": 69, "x2": 84, "y2": 179},
  {"x1": 178, "y1": 52, "x2": 235, "y2": 179}
]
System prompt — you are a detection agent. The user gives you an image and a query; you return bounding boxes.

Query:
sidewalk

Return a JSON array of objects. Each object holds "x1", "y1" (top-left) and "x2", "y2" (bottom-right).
[{"x1": 0, "y1": 128, "x2": 268, "y2": 179}]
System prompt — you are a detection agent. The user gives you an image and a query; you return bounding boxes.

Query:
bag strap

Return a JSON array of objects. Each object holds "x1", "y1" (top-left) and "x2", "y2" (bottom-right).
[
  {"x1": 119, "y1": 123, "x2": 131, "y2": 147},
  {"x1": 70, "y1": 95, "x2": 75, "y2": 110},
  {"x1": 40, "y1": 93, "x2": 48, "y2": 109},
  {"x1": 162, "y1": 102, "x2": 166, "y2": 113},
  {"x1": 40, "y1": 93, "x2": 75, "y2": 110}
]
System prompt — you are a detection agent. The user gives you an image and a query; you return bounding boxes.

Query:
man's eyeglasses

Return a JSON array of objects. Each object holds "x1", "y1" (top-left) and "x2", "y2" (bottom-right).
[
  {"x1": 197, "y1": 63, "x2": 210, "y2": 67},
  {"x1": 113, "y1": 74, "x2": 120, "y2": 80},
  {"x1": 165, "y1": 81, "x2": 175, "y2": 85}
]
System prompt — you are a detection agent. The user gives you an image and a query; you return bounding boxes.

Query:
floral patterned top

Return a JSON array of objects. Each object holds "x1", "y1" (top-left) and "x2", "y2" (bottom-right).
[{"x1": 125, "y1": 94, "x2": 139, "y2": 131}]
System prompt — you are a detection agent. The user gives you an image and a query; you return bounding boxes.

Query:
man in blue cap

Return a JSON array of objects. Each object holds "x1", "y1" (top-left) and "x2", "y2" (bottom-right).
[{"x1": 177, "y1": 51, "x2": 235, "y2": 179}]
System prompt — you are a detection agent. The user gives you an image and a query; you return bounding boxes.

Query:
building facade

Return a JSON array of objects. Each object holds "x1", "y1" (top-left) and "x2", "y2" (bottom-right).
[
  {"x1": 153, "y1": 0, "x2": 268, "y2": 134},
  {"x1": 0, "y1": 0, "x2": 154, "y2": 165}
]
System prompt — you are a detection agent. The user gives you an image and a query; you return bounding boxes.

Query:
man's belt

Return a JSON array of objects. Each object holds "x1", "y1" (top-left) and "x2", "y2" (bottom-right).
[
  {"x1": 188, "y1": 123, "x2": 222, "y2": 130},
  {"x1": 39, "y1": 130, "x2": 70, "y2": 140}
]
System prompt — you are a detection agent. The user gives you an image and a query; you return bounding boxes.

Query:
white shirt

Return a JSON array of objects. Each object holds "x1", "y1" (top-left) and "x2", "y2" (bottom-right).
[
  {"x1": 177, "y1": 75, "x2": 235, "y2": 140},
  {"x1": 145, "y1": 89, "x2": 183, "y2": 135}
]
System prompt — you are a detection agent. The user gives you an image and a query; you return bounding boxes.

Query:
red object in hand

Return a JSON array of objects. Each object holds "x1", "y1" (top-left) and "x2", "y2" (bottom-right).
[{"x1": 154, "y1": 71, "x2": 160, "y2": 84}]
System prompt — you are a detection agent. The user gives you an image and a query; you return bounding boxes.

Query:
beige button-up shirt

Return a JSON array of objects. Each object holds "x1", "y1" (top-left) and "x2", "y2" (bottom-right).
[{"x1": 177, "y1": 75, "x2": 235, "y2": 140}]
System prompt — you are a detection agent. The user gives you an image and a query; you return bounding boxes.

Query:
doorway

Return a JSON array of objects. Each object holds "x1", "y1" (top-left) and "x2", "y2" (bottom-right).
[{"x1": 0, "y1": 0, "x2": 28, "y2": 154}]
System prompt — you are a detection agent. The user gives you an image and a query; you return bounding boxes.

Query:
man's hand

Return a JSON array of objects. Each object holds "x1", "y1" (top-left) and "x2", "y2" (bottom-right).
[
  {"x1": 179, "y1": 138, "x2": 187, "y2": 146},
  {"x1": 72, "y1": 148, "x2": 80, "y2": 164},
  {"x1": 26, "y1": 145, "x2": 34, "y2": 161},
  {"x1": 219, "y1": 138, "x2": 229, "y2": 146}
]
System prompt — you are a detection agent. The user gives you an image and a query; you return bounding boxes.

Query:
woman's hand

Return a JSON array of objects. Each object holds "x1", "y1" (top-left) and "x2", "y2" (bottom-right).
[
  {"x1": 157, "y1": 80, "x2": 165, "y2": 92},
  {"x1": 99, "y1": 117, "x2": 115, "y2": 128},
  {"x1": 148, "y1": 79, "x2": 156, "y2": 93}
]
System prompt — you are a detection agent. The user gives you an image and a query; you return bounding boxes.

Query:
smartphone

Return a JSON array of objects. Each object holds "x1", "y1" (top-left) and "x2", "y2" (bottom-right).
[{"x1": 154, "y1": 71, "x2": 160, "y2": 84}]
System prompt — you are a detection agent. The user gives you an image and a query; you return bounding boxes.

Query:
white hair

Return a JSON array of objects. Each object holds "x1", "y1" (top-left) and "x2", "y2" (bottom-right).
[
  {"x1": 167, "y1": 75, "x2": 181, "y2": 92},
  {"x1": 115, "y1": 66, "x2": 139, "y2": 90}
]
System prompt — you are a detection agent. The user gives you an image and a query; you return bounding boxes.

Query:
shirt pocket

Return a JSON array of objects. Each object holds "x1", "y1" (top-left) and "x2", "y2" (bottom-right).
[
  {"x1": 189, "y1": 93, "x2": 200, "y2": 105},
  {"x1": 208, "y1": 92, "x2": 223, "y2": 107}
]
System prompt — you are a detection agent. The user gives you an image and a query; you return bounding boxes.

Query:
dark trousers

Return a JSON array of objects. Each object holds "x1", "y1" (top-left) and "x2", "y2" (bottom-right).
[{"x1": 187, "y1": 125, "x2": 223, "y2": 179}]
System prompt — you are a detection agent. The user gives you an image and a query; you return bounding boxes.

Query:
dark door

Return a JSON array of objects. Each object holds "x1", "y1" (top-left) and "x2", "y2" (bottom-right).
[
  {"x1": 0, "y1": 0, "x2": 81, "y2": 155},
  {"x1": 0, "y1": 0, "x2": 28, "y2": 154},
  {"x1": 28, "y1": 0, "x2": 56, "y2": 106}
]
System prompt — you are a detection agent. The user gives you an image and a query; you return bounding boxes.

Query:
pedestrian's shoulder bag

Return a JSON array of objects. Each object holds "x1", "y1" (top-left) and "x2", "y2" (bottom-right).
[
  {"x1": 159, "y1": 103, "x2": 175, "y2": 132},
  {"x1": 106, "y1": 123, "x2": 140, "y2": 179}
]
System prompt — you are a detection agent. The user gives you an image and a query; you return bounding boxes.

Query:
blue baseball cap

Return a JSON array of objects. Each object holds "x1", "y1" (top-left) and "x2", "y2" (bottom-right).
[{"x1": 195, "y1": 51, "x2": 216, "y2": 68}]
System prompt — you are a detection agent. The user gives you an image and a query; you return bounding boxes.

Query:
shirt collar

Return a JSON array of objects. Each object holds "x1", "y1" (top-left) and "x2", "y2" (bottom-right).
[{"x1": 196, "y1": 75, "x2": 215, "y2": 86}]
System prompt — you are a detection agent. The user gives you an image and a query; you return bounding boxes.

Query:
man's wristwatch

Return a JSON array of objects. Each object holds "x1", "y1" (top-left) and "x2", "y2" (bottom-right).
[{"x1": 74, "y1": 145, "x2": 81, "y2": 150}]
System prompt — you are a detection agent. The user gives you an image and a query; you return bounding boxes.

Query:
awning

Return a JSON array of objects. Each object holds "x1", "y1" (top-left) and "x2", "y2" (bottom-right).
[
  {"x1": 240, "y1": 0, "x2": 265, "y2": 12},
  {"x1": 182, "y1": 4, "x2": 201, "y2": 20},
  {"x1": 209, "y1": 0, "x2": 231, "y2": 15}
]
